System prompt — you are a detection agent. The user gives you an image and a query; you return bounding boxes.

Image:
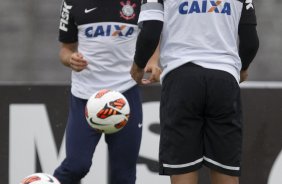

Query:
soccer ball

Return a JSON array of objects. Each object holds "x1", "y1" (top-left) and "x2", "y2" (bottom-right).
[
  {"x1": 85, "y1": 89, "x2": 130, "y2": 134},
  {"x1": 20, "y1": 173, "x2": 60, "y2": 184}
]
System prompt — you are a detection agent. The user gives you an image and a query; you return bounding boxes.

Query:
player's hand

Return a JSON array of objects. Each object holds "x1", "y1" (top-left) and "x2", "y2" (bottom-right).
[
  {"x1": 130, "y1": 62, "x2": 144, "y2": 85},
  {"x1": 240, "y1": 69, "x2": 248, "y2": 83},
  {"x1": 69, "y1": 52, "x2": 88, "y2": 72},
  {"x1": 142, "y1": 63, "x2": 162, "y2": 85}
]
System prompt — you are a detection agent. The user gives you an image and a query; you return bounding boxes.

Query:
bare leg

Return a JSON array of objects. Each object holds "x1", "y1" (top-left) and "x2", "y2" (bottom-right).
[
  {"x1": 170, "y1": 171, "x2": 198, "y2": 184},
  {"x1": 210, "y1": 169, "x2": 239, "y2": 184}
]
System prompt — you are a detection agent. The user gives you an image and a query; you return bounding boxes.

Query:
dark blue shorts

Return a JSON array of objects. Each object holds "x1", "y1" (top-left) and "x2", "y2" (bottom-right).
[
  {"x1": 159, "y1": 62, "x2": 242, "y2": 176},
  {"x1": 54, "y1": 85, "x2": 143, "y2": 184}
]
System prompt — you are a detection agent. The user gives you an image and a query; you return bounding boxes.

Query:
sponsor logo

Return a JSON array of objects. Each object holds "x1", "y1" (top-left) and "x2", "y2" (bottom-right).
[
  {"x1": 245, "y1": 0, "x2": 254, "y2": 10},
  {"x1": 85, "y1": 7, "x2": 97, "y2": 13},
  {"x1": 90, "y1": 118, "x2": 111, "y2": 126},
  {"x1": 97, "y1": 99, "x2": 125, "y2": 119},
  {"x1": 179, "y1": 0, "x2": 231, "y2": 15},
  {"x1": 59, "y1": 1, "x2": 73, "y2": 32},
  {"x1": 46, "y1": 175, "x2": 55, "y2": 183},
  {"x1": 85, "y1": 25, "x2": 135, "y2": 38},
  {"x1": 120, "y1": 0, "x2": 137, "y2": 20}
]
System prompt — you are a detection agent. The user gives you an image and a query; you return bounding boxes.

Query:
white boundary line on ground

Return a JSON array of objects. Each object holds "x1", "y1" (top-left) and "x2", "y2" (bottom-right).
[{"x1": 240, "y1": 81, "x2": 282, "y2": 89}]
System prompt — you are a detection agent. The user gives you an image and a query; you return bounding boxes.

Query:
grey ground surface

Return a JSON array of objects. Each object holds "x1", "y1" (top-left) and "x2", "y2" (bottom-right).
[{"x1": 0, "y1": 0, "x2": 281, "y2": 83}]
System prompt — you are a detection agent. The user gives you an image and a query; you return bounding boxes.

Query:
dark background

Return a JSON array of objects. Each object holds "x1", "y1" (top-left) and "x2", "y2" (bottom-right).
[{"x1": 1, "y1": 85, "x2": 282, "y2": 184}]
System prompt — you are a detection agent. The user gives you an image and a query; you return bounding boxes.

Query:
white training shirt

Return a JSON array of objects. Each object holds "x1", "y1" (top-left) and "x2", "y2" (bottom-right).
[
  {"x1": 138, "y1": 0, "x2": 257, "y2": 83},
  {"x1": 59, "y1": 0, "x2": 141, "y2": 99}
]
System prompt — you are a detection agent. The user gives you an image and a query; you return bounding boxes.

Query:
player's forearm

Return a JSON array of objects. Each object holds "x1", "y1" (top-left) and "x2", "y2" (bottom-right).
[
  {"x1": 238, "y1": 24, "x2": 259, "y2": 70},
  {"x1": 134, "y1": 20, "x2": 163, "y2": 69},
  {"x1": 147, "y1": 44, "x2": 160, "y2": 66},
  {"x1": 59, "y1": 43, "x2": 77, "y2": 68},
  {"x1": 59, "y1": 48, "x2": 72, "y2": 67}
]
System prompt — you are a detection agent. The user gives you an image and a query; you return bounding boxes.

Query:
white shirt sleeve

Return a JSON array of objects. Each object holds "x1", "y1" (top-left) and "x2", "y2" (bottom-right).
[{"x1": 138, "y1": 2, "x2": 164, "y2": 23}]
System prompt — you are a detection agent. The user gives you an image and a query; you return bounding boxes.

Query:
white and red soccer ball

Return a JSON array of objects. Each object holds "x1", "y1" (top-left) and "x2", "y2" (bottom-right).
[
  {"x1": 20, "y1": 173, "x2": 60, "y2": 184},
  {"x1": 85, "y1": 89, "x2": 130, "y2": 134}
]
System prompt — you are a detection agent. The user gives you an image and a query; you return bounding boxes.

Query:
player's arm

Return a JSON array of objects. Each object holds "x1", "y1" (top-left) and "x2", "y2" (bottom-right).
[
  {"x1": 142, "y1": 43, "x2": 162, "y2": 84},
  {"x1": 131, "y1": 21, "x2": 163, "y2": 84},
  {"x1": 59, "y1": 43, "x2": 88, "y2": 72},
  {"x1": 58, "y1": 0, "x2": 88, "y2": 72},
  {"x1": 134, "y1": 21, "x2": 163, "y2": 69},
  {"x1": 238, "y1": 0, "x2": 259, "y2": 82},
  {"x1": 238, "y1": 25, "x2": 259, "y2": 82},
  {"x1": 131, "y1": 0, "x2": 164, "y2": 84},
  {"x1": 239, "y1": 25, "x2": 259, "y2": 71}
]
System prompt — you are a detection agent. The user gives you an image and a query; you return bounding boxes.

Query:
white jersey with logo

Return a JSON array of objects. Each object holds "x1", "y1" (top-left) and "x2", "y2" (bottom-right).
[
  {"x1": 59, "y1": 0, "x2": 141, "y2": 99},
  {"x1": 138, "y1": 0, "x2": 257, "y2": 83}
]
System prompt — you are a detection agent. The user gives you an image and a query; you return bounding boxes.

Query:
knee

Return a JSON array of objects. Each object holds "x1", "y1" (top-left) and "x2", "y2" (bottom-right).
[
  {"x1": 110, "y1": 167, "x2": 136, "y2": 184},
  {"x1": 71, "y1": 158, "x2": 91, "y2": 177},
  {"x1": 56, "y1": 157, "x2": 92, "y2": 180},
  {"x1": 69, "y1": 159, "x2": 92, "y2": 177}
]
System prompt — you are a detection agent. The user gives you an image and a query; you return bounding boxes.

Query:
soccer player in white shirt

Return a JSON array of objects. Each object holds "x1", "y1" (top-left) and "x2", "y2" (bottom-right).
[{"x1": 131, "y1": 0, "x2": 259, "y2": 183}]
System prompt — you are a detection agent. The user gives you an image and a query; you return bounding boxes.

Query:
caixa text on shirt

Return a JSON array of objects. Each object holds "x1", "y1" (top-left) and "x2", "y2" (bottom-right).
[
  {"x1": 179, "y1": 1, "x2": 231, "y2": 15},
  {"x1": 85, "y1": 25, "x2": 136, "y2": 38}
]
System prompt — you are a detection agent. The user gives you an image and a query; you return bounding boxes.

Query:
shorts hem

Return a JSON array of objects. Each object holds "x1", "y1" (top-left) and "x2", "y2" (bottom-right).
[
  {"x1": 204, "y1": 161, "x2": 241, "y2": 176},
  {"x1": 159, "y1": 163, "x2": 203, "y2": 175}
]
